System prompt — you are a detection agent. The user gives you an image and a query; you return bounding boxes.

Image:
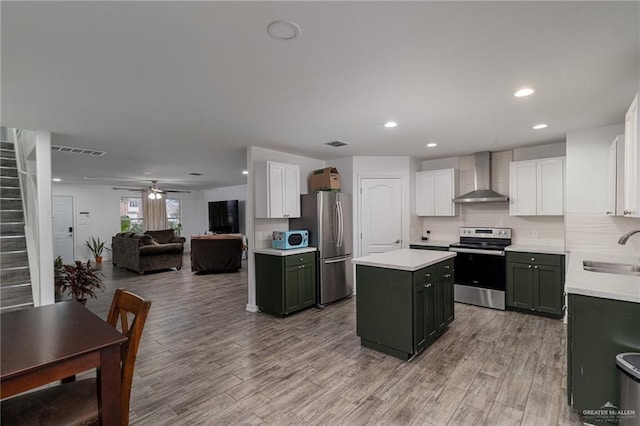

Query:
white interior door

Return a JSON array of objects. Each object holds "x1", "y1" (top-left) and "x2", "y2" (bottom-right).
[
  {"x1": 360, "y1": 178, "x2": 403, "y2": 256},
  {"x1": 53, "y1": 195, "x2": 74, "y2": 262}
]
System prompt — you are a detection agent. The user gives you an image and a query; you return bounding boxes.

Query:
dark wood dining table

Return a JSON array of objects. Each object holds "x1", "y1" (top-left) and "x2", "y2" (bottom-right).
[{"x1": 1, "y1": 300, "x2": 127, "y2": 426}]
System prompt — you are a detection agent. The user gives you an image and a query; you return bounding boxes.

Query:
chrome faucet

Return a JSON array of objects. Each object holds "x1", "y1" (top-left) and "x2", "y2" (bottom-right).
[{"x1": 618, "y1": 229, "x2": 640, "y2": 245}]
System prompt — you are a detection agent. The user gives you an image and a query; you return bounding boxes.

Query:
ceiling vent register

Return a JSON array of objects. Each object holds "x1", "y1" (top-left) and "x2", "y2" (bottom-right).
[
  {"x1": 51, "y1": 145, "x2": 106, "y2": 156},
  {"x1": 325, "y1": 140, "x2": 348, "y2": 147}
]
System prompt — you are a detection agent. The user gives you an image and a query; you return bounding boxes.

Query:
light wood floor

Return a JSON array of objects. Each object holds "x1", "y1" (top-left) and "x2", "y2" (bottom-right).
[{"x1": 84, "y1": 257, "x2": 584, "y2": 426}]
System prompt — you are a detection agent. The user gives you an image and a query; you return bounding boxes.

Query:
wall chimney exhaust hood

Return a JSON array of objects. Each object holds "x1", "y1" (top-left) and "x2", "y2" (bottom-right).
[{"x1": 453, "y1": 151, "x2": 509, "y2": 203}]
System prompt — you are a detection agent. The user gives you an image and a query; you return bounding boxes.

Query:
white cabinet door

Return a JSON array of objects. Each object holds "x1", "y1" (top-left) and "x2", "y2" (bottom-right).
[
  {"x1": 283, "y1": 163, "x2": 300, "y2": 218},
  {"x1": 509, "y1": 160, "x2": 537, "y2": 216},
  {"x1": 536, "y1": 158, "x2": 564, "y2": 215},
  {"x1": 607, "y1": 135, "x2": 625, "y2": 216},
  {"x1": 434, "y1": 169, "x2": 455, "y2": 216},
  {"x1": 510, "y1": 158, "x2": 565, "y2": 216},
  {"x1": 608, "y1": 140, "x2": 617, "y2": 216},
  {"x1": 416, "y1": 171, "x2": 435, "y2": 216},
  {"x1": 255, "y1": 161, "x2": 301, "y2": 218},
  {"x1": 624, "y1": 93, "x2": 639, "y2": 217},
  {"x1": 415, "y1": 169, "x2": 456, "y2": 216}
]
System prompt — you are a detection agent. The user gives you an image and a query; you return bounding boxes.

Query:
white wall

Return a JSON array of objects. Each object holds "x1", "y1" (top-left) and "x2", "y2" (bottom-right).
[
  {"x1": 565, "y1": 123, "x2": 640, "y2": 254},
  {"x1": 52, "y1": 183, "x2": 202, "y2": 258},
  {"x1": 566, "y1": 125, "x2": 622, "y2": 214}
]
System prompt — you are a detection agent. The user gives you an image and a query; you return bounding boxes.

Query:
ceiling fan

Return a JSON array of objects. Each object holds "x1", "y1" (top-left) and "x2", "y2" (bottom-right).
[{"x1": 113, "y1": 180, "x2": 191, "y2": 199}]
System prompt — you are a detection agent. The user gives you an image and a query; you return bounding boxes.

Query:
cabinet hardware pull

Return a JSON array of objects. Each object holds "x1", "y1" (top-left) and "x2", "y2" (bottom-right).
[
  {"x1": 606, "y1": 211, "x2": 613, "y2": 215},
  {"x1": 624, "y1": 210, "x2": 631, "y2": 215},
  {"x1": 531, "y1": 257, "x2": 535, "y2": 261},
  {"x1": 444, "y1": 265, "x2": 450, "y2": 269},
  {"x1": 425, "y1": 273, "x2": 430, "y2": 277},
  {"x1": 534, "y1": 266, "x2": 538, "y2": 269},
  {"x1": 528, "y1": 265, "x2": 532, "y2": 268}
]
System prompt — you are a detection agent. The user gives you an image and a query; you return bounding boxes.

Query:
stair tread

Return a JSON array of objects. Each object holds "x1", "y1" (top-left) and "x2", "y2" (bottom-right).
[{"x1": 1, "y1": 282, "x2": 31, "y2": 289}]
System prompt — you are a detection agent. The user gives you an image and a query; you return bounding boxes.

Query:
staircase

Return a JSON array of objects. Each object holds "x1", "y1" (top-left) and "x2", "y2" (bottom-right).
[{"x1": 0, "y1": 140, "x2": 33, "y2": 311}]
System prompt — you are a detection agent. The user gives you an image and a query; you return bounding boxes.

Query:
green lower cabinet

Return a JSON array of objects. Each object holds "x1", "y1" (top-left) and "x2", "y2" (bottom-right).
[
  {"x1": 256, "y1": 252, "x2": 316, "y2": 316},
  {"x1": 506, "y1": 252, "x2": 564, "y2": 317},
  {"x1": 568, "y1": 294, "x2": 640, "y2": 424},
  {"x1": 356, "y1": 257, "x2": 454, "y2": 361}
]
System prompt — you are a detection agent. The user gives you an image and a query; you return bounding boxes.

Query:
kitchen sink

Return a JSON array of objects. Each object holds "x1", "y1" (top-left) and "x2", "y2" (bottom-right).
[{"x1": 583, "y1": 260, "x2": 640, "y2": 276}]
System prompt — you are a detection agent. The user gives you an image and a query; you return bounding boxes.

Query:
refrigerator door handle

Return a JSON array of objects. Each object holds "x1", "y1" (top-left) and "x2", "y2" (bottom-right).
[
  {"x1": 337, "y1": 200, "x2": 344, "y2": 247},
  {"x1": 324, "y1": 255, "x2": 352, "y2": 264}
]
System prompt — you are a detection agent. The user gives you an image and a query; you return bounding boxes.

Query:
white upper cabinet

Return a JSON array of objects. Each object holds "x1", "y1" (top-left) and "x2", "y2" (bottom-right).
[
  {"x1": 416, "y1": 169, "x2": 457, "y2": 216},
  {"x1": 607, "y1": 135, "x2": 625, "y2": 216},
  {"x1": 623, "y1": 93, "x2": 639, "y2": 217},
  {"x1": 509, "y1": 157, "x2": 565, "y2": 216},
  {"x1": 255, "y1": 161, "x2": 301, "y2": 218}
]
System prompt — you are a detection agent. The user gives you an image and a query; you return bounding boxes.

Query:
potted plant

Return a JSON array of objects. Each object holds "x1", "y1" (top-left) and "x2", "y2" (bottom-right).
[
  {"x1": 55, "y1": 260, "x2": 104, "y2": 304},
  {"x1": 85, "y1": 236, "x2": 108, "y2": 264}
]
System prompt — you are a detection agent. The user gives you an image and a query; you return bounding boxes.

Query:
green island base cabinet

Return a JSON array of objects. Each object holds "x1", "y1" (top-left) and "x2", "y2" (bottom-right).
[
  {"x1": 506, "y1": 251, "x2": 565, "y2": 318},
  {"x1": 255, "y1": 251, "x2": 316, "y2": 317},
  {"x1": 355, "y1": 256, "x2": 454, "y2": 361},
  {"x1": 567, "y1": 294, "x2": 640, "y2": 424}
]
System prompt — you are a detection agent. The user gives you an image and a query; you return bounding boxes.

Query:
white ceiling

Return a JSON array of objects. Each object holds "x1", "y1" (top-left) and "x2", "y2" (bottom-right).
[{"x1": 2, "y1": 1, "x2": 639, "y2": 190}]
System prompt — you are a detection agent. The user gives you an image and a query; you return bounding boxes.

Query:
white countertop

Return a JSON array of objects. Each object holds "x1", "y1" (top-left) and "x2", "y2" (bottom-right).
[
  {"x1": 505, "y1": 244, "x2": 566, "y2": 255},
  {"x1": 254, "y1": 247, "x2": 317, "y2": 256},
  {"x1": 352, "y1": 249, "x2": 456, "y2": 272},
  {"x1": 409, "y1": 240, "x2": 454, "y2": 248},
  {"x1": 565, "y1": 251, "x2": 640, "y2": 303}
]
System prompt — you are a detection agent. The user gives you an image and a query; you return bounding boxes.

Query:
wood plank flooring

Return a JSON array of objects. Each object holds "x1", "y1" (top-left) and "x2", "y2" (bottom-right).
[{"x1": 81, "y1": 257, "x2": 584, "y2": 425}]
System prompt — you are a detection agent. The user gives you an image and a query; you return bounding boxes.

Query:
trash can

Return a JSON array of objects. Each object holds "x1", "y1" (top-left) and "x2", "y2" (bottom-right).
[{"x1": 616, "y1": 353, "x2": 640, "y2": 426}]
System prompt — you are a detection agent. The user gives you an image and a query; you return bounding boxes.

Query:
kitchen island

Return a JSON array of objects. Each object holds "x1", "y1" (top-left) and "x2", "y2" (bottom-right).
[
  {"x1": 564, "y1": 251, "x2": 640, "y2": 421},
  {"x1": 352, "y1": 249, "x2": 456, "y2": 360}
]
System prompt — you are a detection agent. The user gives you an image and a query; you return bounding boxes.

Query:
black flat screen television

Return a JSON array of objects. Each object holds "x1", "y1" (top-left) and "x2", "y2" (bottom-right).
[{"x1": 208, "y1": 200, "x2": 240, "y2": 234}]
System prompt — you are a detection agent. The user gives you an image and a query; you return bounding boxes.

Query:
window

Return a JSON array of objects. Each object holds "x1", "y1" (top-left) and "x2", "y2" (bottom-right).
[
  {"x1": 120, "y1": 197, "x2": 143, "y2": 232},
  {"x1": 119, "y1": 197, "x2": 182, "y2": 234},
  {"x1": 166, "y1": 198, "x2": 182, "y2": 235}
]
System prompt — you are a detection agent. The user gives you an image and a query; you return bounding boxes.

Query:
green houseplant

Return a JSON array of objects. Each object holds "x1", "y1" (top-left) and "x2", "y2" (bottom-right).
[
  {"x1": 85, "y1": 236, "x2": 108, "y2": 263},
  {"x1": 55, "y1": 260, "x2": 104, "y2": 304}
]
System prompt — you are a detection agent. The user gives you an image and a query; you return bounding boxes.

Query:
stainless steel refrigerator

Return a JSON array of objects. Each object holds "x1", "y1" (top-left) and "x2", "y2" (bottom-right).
[{"x1": 290, "y1": 192, "x2": 353, "y2": 305}]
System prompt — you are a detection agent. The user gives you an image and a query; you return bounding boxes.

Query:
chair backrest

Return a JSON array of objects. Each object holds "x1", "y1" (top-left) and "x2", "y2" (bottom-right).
[{"x1": 107, "y1": 289, "x2": 151, "y2": 424}]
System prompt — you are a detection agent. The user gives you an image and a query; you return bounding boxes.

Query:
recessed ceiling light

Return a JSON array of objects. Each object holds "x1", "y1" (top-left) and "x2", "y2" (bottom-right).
[
  {"x1": 514, "y1": 88, "x2": 535, "y2": 97},
  {"x1": 426, "y1": 143, "x2": 438, "y2": 148},
  {"x1": 242, "y1": 170, "x2": 249, "y2": 175},
  {"x1": 267, "y1": 21, "x2": 301, "y2": 40},
  {"x1": 532, "y1": 123, "x2": 548, "y2": 130},
  {"x1": 383, "y1": 121, "x2": 398, "y2": 128},
  {"x1": 52, "y1": 178, "x2": 61, "y2": 182}
]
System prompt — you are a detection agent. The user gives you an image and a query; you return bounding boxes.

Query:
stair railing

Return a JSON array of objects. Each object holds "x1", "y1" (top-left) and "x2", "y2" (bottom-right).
[{"x1": 12, "y1": 128, "x2": 41, "y2": 305}]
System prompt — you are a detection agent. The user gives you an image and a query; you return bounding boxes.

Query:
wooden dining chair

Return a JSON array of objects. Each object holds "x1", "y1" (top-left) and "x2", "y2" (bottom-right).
[{"x1": 1, "y1": 289, "x2": 151, "y2": 426}]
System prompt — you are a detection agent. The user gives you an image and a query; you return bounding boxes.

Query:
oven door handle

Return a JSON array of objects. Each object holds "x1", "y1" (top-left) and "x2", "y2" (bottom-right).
[{"x1": 449, "y1": 247, "x2": 505, "y2": 256}]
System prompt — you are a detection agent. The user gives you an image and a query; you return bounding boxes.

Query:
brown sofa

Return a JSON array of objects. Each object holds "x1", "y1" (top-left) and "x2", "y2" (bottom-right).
[
  {"x1": 190, "y1": 235, "x2": 243, "y2": 273},
  {"x1": 112, "y1": 230, "x2": 186, "y2": 274}
]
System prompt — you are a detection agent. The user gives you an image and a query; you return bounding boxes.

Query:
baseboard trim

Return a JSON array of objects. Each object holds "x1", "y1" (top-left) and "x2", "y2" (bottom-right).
[{"x1": 245, "y1": 304, "x2": 259, "y2": 313}]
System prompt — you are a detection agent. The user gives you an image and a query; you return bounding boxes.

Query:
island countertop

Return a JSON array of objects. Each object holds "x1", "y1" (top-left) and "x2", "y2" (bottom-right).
[{"x1": 352, "y1": 248, "x2": 456, "y2": 271}]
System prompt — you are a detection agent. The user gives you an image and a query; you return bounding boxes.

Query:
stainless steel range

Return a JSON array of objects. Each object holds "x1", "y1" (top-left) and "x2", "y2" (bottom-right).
[{"x1": 449, "y1": 227, "x2": 512, "y2": 310}]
